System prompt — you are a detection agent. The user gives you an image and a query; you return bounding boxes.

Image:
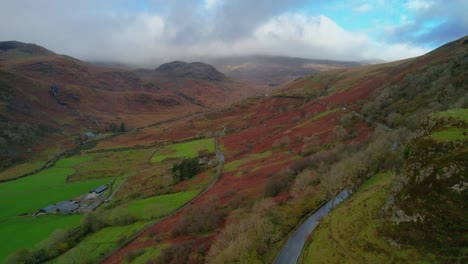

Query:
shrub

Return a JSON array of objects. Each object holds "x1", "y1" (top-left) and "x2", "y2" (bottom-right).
[
  {"x1": 172, "y1": 198, "x2": 224, "y2": 236},
  {"x1": 264, "y1": 168, "x2": 294, "y2": 197}
]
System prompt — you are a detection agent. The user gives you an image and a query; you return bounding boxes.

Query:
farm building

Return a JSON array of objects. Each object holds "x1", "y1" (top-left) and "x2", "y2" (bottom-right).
[
  {"x1": 40, "y1": 200, "x2": 79, "y2": 214},
  {"x1": 90, "y1": 185, "x2": 108, "y2": 195}
]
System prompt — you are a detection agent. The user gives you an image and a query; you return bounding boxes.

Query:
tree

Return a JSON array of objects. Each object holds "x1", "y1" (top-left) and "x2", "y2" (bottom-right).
[
  {"x1": 120, "y1": 122, "x2": 126, "y2": 133},
  {"x1": 172, "y1": 157, "x2": 201, "y2": 183},
  {"x1": 110, "y1": 123, "x2": 118, "y2": 134}
]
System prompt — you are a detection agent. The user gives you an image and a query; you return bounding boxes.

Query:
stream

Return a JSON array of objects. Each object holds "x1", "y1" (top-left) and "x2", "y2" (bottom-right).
[{"x1": 274, "y1": 189, "x2": 350, "y2": 264}]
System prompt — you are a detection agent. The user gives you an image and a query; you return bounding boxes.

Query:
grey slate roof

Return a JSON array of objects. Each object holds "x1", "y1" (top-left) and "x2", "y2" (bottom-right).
[
  {"x1": 90, "y1": 185, "x2": 108, "y2": 194},
  {"x1": 40, "y1": 200, "x2": 79, "y2": 214}
]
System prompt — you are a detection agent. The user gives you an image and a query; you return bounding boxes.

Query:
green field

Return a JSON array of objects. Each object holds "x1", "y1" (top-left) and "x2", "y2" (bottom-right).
[
  {"x1": 300, "y1": 173, "x2": 435, "y2": 263},
  {"x1": 0, "y1": 161, "x2": 45, "y2": 181},
  {"x1": 125, "y1": 190, "x2": 200, "y2": 219},
  {"x1": 0, "y1": 167, "x2": 108, "y2": 221},
  {"x1": 54, "y1": 156, "x2": 93, "y2": 168},
  {"x1": 151, "y1": 138, "x2": 215, "y2": 163},
  {"x1": 0, "y1": 155, "x2": 110, "y2": 261},
  {"x1": 73, "y1": 149, "x2": 154, "y2": 180},
  {"x1": 48, "y1": 221, "x2": 149, "y2": 264},
  {"x1": 0, "y1": 214, "x2": 82, "y2": 262},
  {"x1": 126, "y1": 190, "x2": 200, "y2": 219}
]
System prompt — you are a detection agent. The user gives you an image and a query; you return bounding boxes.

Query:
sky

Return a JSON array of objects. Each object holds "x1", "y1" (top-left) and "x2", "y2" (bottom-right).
[{"x1": 0, "y1": 0, "x2": 466, "y2": 66}]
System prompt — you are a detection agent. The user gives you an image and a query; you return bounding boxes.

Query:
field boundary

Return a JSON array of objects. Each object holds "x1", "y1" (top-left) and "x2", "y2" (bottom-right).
[{"x1": 99, "y1": 137, "x2": 225, "y2": 263}]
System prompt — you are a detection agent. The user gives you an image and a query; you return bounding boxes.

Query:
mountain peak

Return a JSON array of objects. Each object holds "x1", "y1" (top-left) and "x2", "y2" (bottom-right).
[
  {"x1": 155, "y1": 61, "x2": 227, "y2": 81},
  {"x1": 0, "y1": 41, "x2": 55, "y2": 60}
]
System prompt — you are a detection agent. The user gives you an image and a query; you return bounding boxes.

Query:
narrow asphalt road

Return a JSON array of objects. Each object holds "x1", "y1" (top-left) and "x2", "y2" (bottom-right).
[{"x1": 274, "y1": 190, "x2": 350, "y2": 264}]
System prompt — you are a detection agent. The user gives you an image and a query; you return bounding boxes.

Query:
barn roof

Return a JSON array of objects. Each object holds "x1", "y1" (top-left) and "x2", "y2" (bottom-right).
[{"x1": 90, "y1": 185, "x2": 108, "y2": 194}]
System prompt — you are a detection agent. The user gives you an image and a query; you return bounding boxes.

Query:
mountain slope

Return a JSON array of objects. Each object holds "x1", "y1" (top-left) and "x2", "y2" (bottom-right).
[
  {"x1": 100, "y1": 37, "x2": 467, "y2": 264},
  {"x1": 205, "y1": 55, "x2": 361, "y2": 86},
  {"x1": 0, "y1": 43, "x2": 214, "y2": 171},
  {"x1": 301, "y1": 109, "x2": 467, "y2": 263},
  {"x1": 135, "y1": 61, "x2": 266, "y2": 108},
  {"x1": 0, "y1": 41, "x2": 55, "y2": 60}
]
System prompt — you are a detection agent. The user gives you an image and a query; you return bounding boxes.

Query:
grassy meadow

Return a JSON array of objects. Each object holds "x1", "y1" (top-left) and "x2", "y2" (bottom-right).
[
  {"x1": 151, "y1": 138, "x2": 215, "y2": 163},
  {"x1": 0, "y1": 155, "x2": 109, "y2": 261},
  {"x1": 126, "y1": 190, "x2": 200, "y2": 219},
  {"x1": 0, "y1": 215, "x2": 82, "y2": 262},
  {"x1": 48, "y1": 221, "x2": 149, "y2": 264},
  {"x1": 0, "y1": 167, "x2": 108, "y2": 221}
]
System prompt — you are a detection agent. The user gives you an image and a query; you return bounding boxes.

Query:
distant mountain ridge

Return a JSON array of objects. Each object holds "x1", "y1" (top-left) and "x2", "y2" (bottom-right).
[
  {"x1": 0, "y1": 41, "x2": 55, "y2": 60},
  {"x1": 204, "y1": 55, "x2": 362, "y2": 85},
  {"x1": 153, "y1": 60, "x2": 228, "y2": 82}
]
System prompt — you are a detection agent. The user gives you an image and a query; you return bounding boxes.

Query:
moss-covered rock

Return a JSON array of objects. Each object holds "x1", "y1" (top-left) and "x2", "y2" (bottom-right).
[{"x1": 385, "y1": 109, "x2": 468, "y2": 261}]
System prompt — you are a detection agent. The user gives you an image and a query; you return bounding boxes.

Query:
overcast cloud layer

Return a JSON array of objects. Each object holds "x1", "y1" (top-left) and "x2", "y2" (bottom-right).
[{"x1": 0, "y1": 0, "x2": 466, "y2": 66}]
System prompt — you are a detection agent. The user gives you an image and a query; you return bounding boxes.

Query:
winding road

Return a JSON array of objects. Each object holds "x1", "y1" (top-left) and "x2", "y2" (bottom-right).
[{"x1": 274, "y1": 190, "x2": 350, "y2": 264}]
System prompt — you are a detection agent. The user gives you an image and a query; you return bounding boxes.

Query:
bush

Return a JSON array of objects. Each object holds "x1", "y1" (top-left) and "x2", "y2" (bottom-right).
[
  {"x1": 172, "y1": 198, "x2": 224, "y2": 236},
  {"x1": 157, "y1": 239, "x2": 207, "y2": 264},
  {"x1": 264, "y1": 168, "x2": 294, "y2": 197}
]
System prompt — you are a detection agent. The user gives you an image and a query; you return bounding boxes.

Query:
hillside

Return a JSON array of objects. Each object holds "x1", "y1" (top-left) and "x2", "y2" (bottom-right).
[
  {"x1": 203, "y1": 55, "x2": 361, "y2": 86},
  {"x1": 301, "y1": 109, "x2": 467, "y2": 263},
  {"x1": 97, "y1": 37, "x2": 467, "y2": 263},
  {"x1": 0, "y1": 42, "x2": 254, "y2": 173},
  {"x1": 0, "y1": 36, "x2": 466, "y2": 264},
  {"x1": 135, "y1": 61, "x2": 266, "y2": 108},
  {"x1": 0, "y1": 41, "x2": 55, "y2": 60},
  {"x1": 154, "y1": 61, "x2": 228, "y2": 82}
]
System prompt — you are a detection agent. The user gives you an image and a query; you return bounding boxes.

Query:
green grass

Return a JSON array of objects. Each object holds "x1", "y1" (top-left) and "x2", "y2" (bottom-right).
[
  {"x1": 48, "y1": 221, "x2": 149, "y2": 264},
  {"x1": 0, "y1": 161, "x2": 45, "y2": 181},
  {"x1": 0, "y1": 214, "x2": 82, "y2": 263},
  {"x1": 54, "y1": 156, "x2": 93, "y2": 168},
  {"x1": 126, "y1": 190, "x2": 200, "y2": 219},
  {"x1": 123, "y1": 243, "x2": 170, "y2": 264},
  {"x1": 151, "y1": 138, "x2": 215, "y2": 163},
  {"x1": 0, "y1": 167, "x2": 109, "y2": 221},
  {"x1": 72, "y1": 149, "x2": 154, "y2": 180},
  {"x1": 223, "y1": 151, "x2": 272, "y2": 173},
  {"x1": 434, "y1": 108, "x2": 468, "y2": 122},
  {"x1": 300, "y1": 172, "x2": 436, "y2": 263},
  {"x1": 430, "y1": 127, "x2": 468, "y2": 141}
]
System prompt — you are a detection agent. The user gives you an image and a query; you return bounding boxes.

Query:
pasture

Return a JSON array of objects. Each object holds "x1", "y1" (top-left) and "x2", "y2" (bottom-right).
[
  {"x1": 0, "y1": 155, "x2": 109, "y2": 261},
  {"x1": 0, "y1": 214, "x2": 82, "y2": 262},
  {"x1": 49, "y1": 221, "x2": 149, "y2": 264},
  {"x1": 0, "y1": 167, "x2": 108, "y2": 221},
  {"x1": 151, "y1": 138, "x2": 215, "y2": 163},
  {"x1": 126, "y1": 190, "x2": 200, "y2": 219}
]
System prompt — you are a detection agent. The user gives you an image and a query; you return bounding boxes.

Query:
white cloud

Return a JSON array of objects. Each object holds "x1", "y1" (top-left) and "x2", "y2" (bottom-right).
[
  {"x1": 0, "y1": 1, "x2": 431, "y2": 65},
  {"x1": 354, "y1": 4, "x2": 372, "y2": 13},
  {"x1": 205, "y1": 0, "x2": 220, "y2": 10},
  {"x1": 405, "y1": 0, "x2": 434, "y2": 10}
]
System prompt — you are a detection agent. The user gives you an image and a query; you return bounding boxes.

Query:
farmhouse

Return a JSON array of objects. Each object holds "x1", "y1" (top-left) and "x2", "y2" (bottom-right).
[
  {"x1": 40, "y1": 200, "x2": 79, "y2": 214},
  {"x1": 90, "y1": 185, "x2": 108, "y2": 195}
]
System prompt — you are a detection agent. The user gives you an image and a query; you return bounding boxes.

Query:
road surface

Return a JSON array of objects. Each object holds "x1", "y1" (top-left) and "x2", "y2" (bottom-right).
[{"x1": 274, "y1": 190, "x2": 350, "y2": 264}]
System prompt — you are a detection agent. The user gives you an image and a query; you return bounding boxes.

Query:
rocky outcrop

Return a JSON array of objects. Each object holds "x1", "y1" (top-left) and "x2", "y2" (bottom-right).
[{"x1": 384, "y1": 109, "x2": 467, "y2": 259}]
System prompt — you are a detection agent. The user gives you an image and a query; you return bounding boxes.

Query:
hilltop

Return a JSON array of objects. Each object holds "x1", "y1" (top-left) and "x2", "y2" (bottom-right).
[
  {"x1": 154, "y1": 61, "x2": 228, "y2": 82},
  {"x1": 0, "y1": 41, "x2": 55, "y2": 60}
]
